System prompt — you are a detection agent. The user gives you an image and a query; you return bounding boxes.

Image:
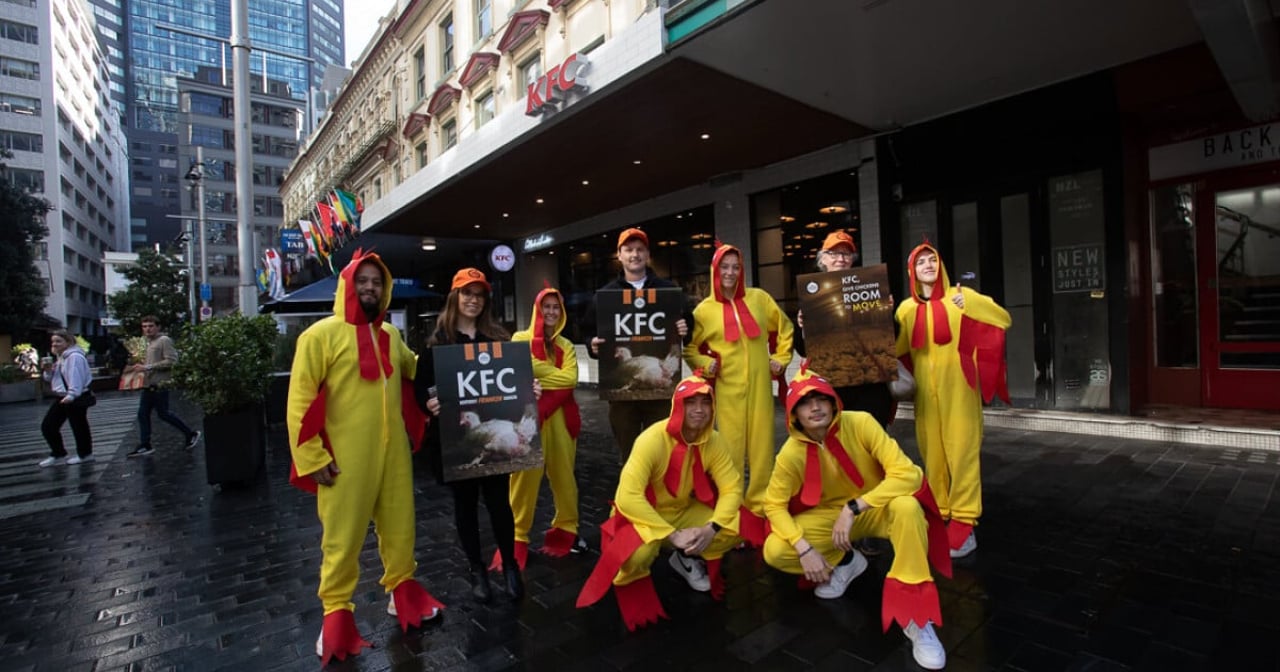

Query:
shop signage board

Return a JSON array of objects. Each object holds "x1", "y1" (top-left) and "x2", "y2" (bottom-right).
[
  {"x1": 525, "y1": 53, "x2": 589, "y2": 116},
  {"x1": 431, "y1": 341, "x2": 543, "y2": 482},
  {"x1": 595, "y1": 287, "x2": 684, "y2": 401},
  {"x1": 795, "y1": 264, "x2": 897, "y2": 388},
  {"x1": 1149, "y1": 121, "x2": 1280, "y2": 180},
  {"x1": 1051, "y1": 243, "x2": 1105, "y2": 293},
  {"x1": 280, "y1": 229, "x2": 306, "y2": 255},
  {"x1": 489, "y1": 245, "x2": 515, "y2": 272}
]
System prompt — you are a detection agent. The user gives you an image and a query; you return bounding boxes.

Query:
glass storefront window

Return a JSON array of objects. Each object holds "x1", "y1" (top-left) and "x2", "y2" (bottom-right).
[
  {"x1": 1149, "y1": 183, "x2": 1198, "y2": 368},
  {"x1": 751, "y1": 170, "x2": 860, "y2": 315},
  {"x1": 1213, "y1": 185, "x2": 1280, "y2": 369}
]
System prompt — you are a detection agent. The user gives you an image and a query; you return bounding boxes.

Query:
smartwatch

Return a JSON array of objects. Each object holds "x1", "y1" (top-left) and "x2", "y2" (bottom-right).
[
  {"x1": 847, "y1": 499, "x2": 861, "y2": 515},
  {"x1": 709, "y1": 522, "x2": 723, "y2": 533}
]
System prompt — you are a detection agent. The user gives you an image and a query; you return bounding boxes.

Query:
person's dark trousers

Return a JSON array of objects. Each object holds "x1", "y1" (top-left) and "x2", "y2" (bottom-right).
[
  {"x1": 607, "y1": 399, "x2": 669, "y2": 464},
  {"x1": 449, "y1": 474, "x2": 517, "y2": 568},
  {"x1": 137, "y1": 387, "x2": 194, "y2": 446},
  {"x1": 42, "y1": 401, "x2": 93, "y2": 458}
]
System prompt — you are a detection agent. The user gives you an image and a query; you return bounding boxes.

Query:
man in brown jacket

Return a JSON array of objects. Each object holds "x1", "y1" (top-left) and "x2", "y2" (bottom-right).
[{"x1": 127, "y1": 315, "x2": 201, "y2": 457}]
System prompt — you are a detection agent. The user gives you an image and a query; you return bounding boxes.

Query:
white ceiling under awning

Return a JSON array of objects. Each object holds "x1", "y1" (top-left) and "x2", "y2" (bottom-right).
[{"x1": 673, "y1": 0, "x2": 1208, "y2": 129}]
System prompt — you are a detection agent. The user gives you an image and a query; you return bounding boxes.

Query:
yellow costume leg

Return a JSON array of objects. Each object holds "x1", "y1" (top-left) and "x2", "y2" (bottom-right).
[
  {"x1": 508, "y1": 467, "x2": 541, "y2": 544},
  {"x1": 915, "y1": 367, "x2": 952, "y2": 520},
  {"x1": 668, "y1": 502, "x2": 739, "y2": 560},
  {"x1": 743, "y1": 386, "x2": 776, "y2": 515},
  {"x1": 372, "y1": 440, "x2": 418, "y2": 592},
  {"x1": 853, "y1": 495, "x2": 931, "y2": 584},
  {"x1": 762, "y1": 507, "x2": 845, "y2": 573},
  {"x1": 942, "y1": 391, "x2": 984, "y2": 526},
  {"x1": 614, "y1": 537, "x2": 664, "y2": 586},
  {"x1": 542, "y1": 410, "x2": 579, "y2": 535},
  {"x1": 316, "y1": 446, "x2": 382, "y2": 614}
]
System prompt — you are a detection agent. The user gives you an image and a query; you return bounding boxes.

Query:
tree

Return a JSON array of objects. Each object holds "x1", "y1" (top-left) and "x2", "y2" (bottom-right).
[
  {"x1": 0, "y1": 151, "x2": 52, "y2": 336},
  {"x1": 107, "y1": 248, "x2": 190, "y2": 334}
]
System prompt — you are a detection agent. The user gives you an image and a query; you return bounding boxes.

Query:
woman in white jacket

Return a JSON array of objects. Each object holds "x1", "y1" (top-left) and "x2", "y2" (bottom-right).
[{"x1": 38, "y1": 330, "x2": 94, "y2": 467}]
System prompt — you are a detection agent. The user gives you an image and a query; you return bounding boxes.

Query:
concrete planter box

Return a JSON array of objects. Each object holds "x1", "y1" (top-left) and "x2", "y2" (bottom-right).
[{"x1": 0, "y1": 380, "x2": 39, "y2": 403}]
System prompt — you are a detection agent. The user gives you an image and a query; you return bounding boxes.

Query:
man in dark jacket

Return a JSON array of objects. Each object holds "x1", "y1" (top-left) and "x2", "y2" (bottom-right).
[{"x1": 587, "y1": 228, "x2": 689, "y2": 463}]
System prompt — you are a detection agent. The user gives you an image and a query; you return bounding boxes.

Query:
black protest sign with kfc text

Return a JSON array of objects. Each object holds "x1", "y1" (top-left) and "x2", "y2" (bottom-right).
[
  {"x1": 595, "y1": 287, "x2": 685, "y2": 401},
  {"x1": 431, "y1": 341, "x2": 543, "y2": 482},
  {"x1": 796, "y1": 264, "x2": 897, "y2": 388}
]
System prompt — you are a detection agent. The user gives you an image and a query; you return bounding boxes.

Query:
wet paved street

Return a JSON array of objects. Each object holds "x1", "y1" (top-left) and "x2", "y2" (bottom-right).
[{"x1": 1, "y1": 389, "x2": 1278, "y2": 671}]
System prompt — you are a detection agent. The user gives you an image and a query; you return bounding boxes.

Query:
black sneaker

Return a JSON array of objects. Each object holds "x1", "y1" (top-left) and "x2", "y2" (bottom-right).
[
  {"x1": 128, "y1": 445, "x2": 155, "y2": 458},
  {"x1": 570, "y1": 536, "x2": 590, "y2": 554},
  {"x1": 184, "y1": 431, "x2": 202, "y2": 449}
]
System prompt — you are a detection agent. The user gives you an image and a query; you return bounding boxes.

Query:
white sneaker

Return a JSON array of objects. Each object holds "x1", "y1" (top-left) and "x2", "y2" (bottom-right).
[
  {"x1": 814, "y1": 549, "x2": 868, "y2": 599},
  {"x1": 904, "y1": 620, "x2": 946, "y2": 670},
  {"x1": 37, "y1": 456, "x2": 63, "y2": 468},
  {"x1": 950, "y1": 531, "x2": 977, "y2": 558},
  {"x1": 314, "y1": 631, "x2": 323, "y2": 657},
  {"x1": 66, "y1": 456, "x2": 94, "y2": 465},
  {"x1": 668, "y1": 552, "x2": 710, "y2": 592}
]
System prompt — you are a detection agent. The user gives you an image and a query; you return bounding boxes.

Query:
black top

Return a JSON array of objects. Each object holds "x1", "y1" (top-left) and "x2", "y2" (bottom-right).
[
  {"x1": 583, "y1": 268, "x2": 693, "y2": 360},
  {"x1": 415, "y1": 328, "x2": 507, "y2": 482}
]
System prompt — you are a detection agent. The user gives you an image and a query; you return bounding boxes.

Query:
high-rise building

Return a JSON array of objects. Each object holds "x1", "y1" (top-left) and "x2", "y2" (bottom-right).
[
  {"x1": 124, "y1": 0, "x2": 343, "y2": 248},
  {"x1": 177, "y1": 68, "x2": 302, "y2": 313},
  {"x1": 0, "y1": 0, "x2": 130, "y2": 337}
]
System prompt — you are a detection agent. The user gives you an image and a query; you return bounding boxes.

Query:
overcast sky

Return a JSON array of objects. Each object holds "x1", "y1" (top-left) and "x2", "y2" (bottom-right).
[{"x1": 344, "y1": 0, "x2": 399, "y2": 67}]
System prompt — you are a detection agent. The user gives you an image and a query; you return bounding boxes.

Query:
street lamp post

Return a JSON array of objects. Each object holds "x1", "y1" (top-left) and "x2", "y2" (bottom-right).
[
  {"x1": 185, "y1": 146, "x2": 209, "y2": 321},
  {"x1": 231, "y1": 0, "x2": 257, "y2": 315}
]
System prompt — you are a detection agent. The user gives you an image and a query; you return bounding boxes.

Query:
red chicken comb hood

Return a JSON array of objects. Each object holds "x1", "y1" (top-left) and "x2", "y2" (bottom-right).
[
  {"x1": 906, "y1": 242, "x2": 954, "y2": 348},
  {"x1": 335, "y1": 248, "x2": 394, "y2": 381},
  {"x1": 665, "y1": 371, "x2": 715, "y2": 443},
  {"x1": 709, "y1": 244, "x2": 760, "y2": 342},
  {"x1": 784, "y1": 363, "x2": 842, "y2": 425},
  {"x1": 527, "y1": 283, "x2": 565, "y2": 361}
]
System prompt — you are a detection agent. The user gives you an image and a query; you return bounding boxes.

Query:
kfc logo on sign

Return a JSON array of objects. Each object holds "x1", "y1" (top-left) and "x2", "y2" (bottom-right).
[{"x1": 525, "y1": 53, "x2": 589, "y2": 116}]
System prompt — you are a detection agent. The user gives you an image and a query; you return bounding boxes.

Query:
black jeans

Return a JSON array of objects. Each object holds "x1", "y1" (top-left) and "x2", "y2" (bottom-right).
[
  {"x1": 137, "y1": 387, "x2": 193, "y2": 445},
  {"x1": 42, "y1": 400, "x2": 92, "y2": 458},
  {"x1": 449, "y1": 474, "x2": 517, "y2": 569}
]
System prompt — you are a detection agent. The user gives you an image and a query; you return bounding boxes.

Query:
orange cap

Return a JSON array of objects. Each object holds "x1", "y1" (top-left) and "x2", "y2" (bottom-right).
[
  {"x1": 617, "y1": 227, "x2": 649, "y2": 250},
  {"x1": 451, "y1": 267, "x2": 491, "y2": 292},
  {"x1": 821, "y1": 230, "x2": 857, "y2": 253}
]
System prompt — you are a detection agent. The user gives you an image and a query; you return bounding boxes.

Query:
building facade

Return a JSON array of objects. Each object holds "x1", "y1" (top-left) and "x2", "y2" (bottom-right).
[
  {"x1": 125, "y1": 0, "x2": 343, "y2": 249},
  {"x1": 281, "y1": 0, "x2": 1280, "y2": 413},
  {"x1": 177, "y1": 69, "x2": 303, "y2": 313},
  {"x1": 1, "y1": 0, "x2": 130, "y2": 338}
]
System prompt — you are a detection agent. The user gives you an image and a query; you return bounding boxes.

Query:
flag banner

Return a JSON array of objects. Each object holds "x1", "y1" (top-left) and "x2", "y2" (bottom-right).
[
  {"x1": 795, "y1": 263, "x2": 897, "y2": 387},
  {"x1": 298, "y1": 220, "x2": 318, "y2": 258},
  {"x1": 432, "y1": 341, "x2": 544, "y2": 482},
  {"x1": 264, "y1": 248, "x2": 286, "y2": 301},
  {"x1": 595, "y1": 287, "x2": 685, "y2": 401}
]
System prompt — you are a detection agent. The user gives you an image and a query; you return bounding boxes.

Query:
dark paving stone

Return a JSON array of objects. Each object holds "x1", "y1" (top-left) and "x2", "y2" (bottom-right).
[{"x1": 1, "y1": 391, "x2": 1280, "y2": 669}]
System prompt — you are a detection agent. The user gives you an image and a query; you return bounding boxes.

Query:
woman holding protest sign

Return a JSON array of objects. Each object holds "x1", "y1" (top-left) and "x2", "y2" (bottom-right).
[{"x1": 416, "y1": 267, "x2": 530, "y2": 603}]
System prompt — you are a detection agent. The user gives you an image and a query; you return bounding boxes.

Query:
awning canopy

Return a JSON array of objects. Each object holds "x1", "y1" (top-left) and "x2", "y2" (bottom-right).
[{"x1": 260, "y1": 276, "x2": 441, "y2": 313}]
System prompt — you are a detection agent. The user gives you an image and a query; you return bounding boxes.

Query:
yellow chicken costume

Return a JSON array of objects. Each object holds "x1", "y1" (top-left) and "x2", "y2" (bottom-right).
[
  {"x1": 895, "y1": 242, "x2": 1011, "y2": 551},
  {"x1": 683, "y1": 243, "x2": 793, "y2": 543},
  {"x1": 287, "y1": 251, "x2": 442, "y2": 664},
  {"x1": 763, "y1": 366, "x2": 951, "y2": 631},
  {"x1": 576, "y1": 373, "x2": 743, "y2": 631},
  {"x1": 505, "y1": 285, "x2": 582, "y2": 563}
]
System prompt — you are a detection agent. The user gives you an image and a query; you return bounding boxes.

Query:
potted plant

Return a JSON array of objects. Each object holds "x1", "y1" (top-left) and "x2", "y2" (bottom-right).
[
  {"x1": 172, "y1": 314, "x2": 278, "y2": 487},
  {"x1": 1, "y1": 344, "x2": 39, "y2": 403}
]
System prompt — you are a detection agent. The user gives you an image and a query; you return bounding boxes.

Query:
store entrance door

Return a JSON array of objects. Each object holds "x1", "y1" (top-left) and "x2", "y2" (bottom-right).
[{"x1": 1199, "y1": 177, "x2": 1280, "y2": 409}]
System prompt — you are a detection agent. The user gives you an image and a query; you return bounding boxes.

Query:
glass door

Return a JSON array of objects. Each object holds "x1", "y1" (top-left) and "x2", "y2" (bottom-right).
[{"x1": 1199, "y1": 182, "x2": 1280, "y2": 409}]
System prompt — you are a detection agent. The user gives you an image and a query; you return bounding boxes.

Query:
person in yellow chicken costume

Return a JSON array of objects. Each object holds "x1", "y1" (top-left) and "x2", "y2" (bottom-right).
[
  {"x1": 683, "y1": 243, "x2": 793, "y2": 545},
  {"x1": 763, "y1": 366, "x2": 952, "y2": 670},
  {"x1": 895, "y1": 242, "x2": 1011, "y2": 559},
  {"x1": 287, "y1": 251, "x2": 443, "y2": 664},
  {"x1": 576, "y1": 372, "x2": 743, "y2": 631},
  {"x1": 497, "y1": 283, "x2": 586, "y2": 567}
]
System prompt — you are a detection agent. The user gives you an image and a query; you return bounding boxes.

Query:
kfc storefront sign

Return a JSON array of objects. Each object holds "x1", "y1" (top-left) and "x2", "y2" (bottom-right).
[{"x1": 525, "y1": 53, "x2": 589, "y2": 116}]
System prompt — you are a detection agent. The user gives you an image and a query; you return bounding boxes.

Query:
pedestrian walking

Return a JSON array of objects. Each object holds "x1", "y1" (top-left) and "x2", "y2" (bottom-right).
[
  {"x1": 126, "y1": 316, "x2": 200, "y2": 457},
  {"x1": 38, "y1": 329, "x2": 95, "y2": 467},
  {"x1": 286, "y1": 251, "x2": 443, "y2": 664}
]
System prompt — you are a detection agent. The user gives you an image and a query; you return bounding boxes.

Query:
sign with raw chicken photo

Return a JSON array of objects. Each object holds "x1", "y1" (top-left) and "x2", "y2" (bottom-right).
[
  {"x1": 796, "y1": 264, "x2": 898, "y2": 388},
  {"x1": 596, "y1": 287, "x2": 685, "y2": 401},
  {"x1": 431, "y1": 341, "x2": 543, "y2": 482}
]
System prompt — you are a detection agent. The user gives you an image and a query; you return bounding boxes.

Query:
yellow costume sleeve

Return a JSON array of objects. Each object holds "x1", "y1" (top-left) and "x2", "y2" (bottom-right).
[
  {"x1": 287, "y1": 328, "x2": 332, "y2": 477},
  {"x1": 895, "y1": 300, "x2": 917, "y2": 358},
  {"x1": 762, "y1": 440, "x2": 807, "y2": 546},
  {"x1": 702, "y1": 432, "x2": 743, "y2": 534},
  {"x1": 614, "y1": 426, "x2": 677, "y2": 543},
  {"x1": 682, "y1": 299, "x2": 717, "y2": 372},
  {"x1": 761, "y1": 290, "x2": 795, "y2": 367},
  {"x1": 514, "y1": 330, "x2": 579, "y2": 388},
  {"x1": 848, "y1": 413, "x2": 923, "y2": 508},
  {"x1": 960, "y1": 287, "x2": 1012, "y2": 329}
]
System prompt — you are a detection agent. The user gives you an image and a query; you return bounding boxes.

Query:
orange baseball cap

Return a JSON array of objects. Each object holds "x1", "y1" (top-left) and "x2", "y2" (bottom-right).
[
  {"x1": 821, "y1": 230, "x2": 858, "y2": 253},
  {"x1": 451, "y1": 267, "x2": 491, "y2": 292},
  {"x1": 617, "y1": 227, "x2": 649, "y2": 249}
]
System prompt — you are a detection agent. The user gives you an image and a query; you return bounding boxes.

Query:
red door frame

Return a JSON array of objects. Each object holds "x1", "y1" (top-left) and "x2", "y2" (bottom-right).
[{"x1": 1196, "y1": 166, "x2": 1280, "y2": 410}]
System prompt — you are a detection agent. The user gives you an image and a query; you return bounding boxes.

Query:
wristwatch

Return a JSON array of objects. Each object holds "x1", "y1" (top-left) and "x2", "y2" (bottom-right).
[
  {"x1": 847, "y1": 499, "x2": 862, "y2": 515},
  {"x1": 709, "y1": 522, "x2": 723, "y2": 533}
]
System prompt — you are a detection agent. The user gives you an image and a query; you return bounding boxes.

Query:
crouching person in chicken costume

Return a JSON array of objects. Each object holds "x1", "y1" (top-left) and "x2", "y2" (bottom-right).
[
  {"x1": 763, "y1": 366, "x2": 952, "y2": 670},
  {"x1": 287, "y1": 251, "x2": 444, "y2": 664},
  {"x1": 496, "y1": 283, "x2": 585, "y2": 568},
  {"x1": 576, "y1": 372, "x2": 742, "y2": 630}
]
